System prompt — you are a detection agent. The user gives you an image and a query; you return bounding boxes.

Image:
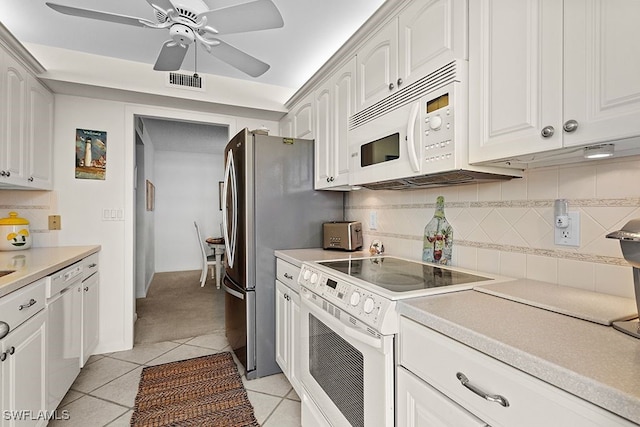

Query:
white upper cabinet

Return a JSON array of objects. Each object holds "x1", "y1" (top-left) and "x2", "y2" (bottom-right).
[
  {"x1": 291, "y1": 94, "x2": 314, "y2": 140},
  {"x1": 562, "y1": 0, "x2": 640, "y2": 148},
  {"x1": 356, "y1": 19, "x2": 398, "y2": 111},
  {"x1": 0, "y1": 52, "x2": 28, "y2": 186},
  {"x1": 469, "y1": 0, "x2": 640, "y2": 164},
  {"x1": 0, "y1": 42, "x2": 54, "y2": 190},
  {"x1": 314, "y1": 57, "x2": 356, "y2": 189},
  {"x1": 357, "y1": 0, "x2": 468, "y2": 111},
  {"x1": 26, "y1": 75, "x2": 54, "y2": 189}
]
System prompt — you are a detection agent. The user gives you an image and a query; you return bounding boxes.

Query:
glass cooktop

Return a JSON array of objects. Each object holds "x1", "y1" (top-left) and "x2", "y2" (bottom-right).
[{"x1": 318, "y1": 256, "x2": 493, "y2": 293}]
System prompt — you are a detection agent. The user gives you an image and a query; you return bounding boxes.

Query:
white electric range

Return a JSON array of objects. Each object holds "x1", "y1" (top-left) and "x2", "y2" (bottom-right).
[{"x1": 297, "y1": 255, "x2": 513, "y2": 427}]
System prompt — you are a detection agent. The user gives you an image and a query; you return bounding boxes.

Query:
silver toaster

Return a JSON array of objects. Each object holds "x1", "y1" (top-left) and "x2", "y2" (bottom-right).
[{"x1": 323, "y1": 221, "x2": 363, "y2": 251}]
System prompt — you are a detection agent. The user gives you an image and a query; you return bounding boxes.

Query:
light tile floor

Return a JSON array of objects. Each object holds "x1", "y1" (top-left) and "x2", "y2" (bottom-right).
[{"x1": 49, "y1": 332, "x2": 301, "y2": 426}]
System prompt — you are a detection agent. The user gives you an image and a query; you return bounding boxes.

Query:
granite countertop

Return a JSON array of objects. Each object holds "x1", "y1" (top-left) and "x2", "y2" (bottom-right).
[
  {"x1": 0, "y1": 246, "x2": 101, "y2": 298},
  {"x1": 274, "y1": 248, "x2": 370, "y2": 267},
  {"x1": 398, "y1": 291, "x2": 640, "y2": 425}
]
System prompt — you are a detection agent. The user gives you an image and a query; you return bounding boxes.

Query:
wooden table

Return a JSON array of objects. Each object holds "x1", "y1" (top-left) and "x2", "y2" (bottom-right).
[{"x1": 205, "y1": 237, "x2": 225, "y2": 289}]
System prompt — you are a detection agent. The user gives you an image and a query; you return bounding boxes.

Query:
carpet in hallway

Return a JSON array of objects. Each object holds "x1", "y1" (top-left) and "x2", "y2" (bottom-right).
[
  {"x1": 130, "y1": 352, "x2": 258, "y2": 427},
  {"x1": 135, "y1": 270, "x2": 225, "y2": 344}
]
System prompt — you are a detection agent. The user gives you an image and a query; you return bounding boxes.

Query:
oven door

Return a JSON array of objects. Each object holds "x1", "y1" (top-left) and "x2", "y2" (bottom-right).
[{"x1": 299, "y1": 288, "x2": 394, "y2": 427}]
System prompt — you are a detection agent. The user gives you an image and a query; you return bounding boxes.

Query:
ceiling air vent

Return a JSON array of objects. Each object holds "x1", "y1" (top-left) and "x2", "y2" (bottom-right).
[{"x1": 167, "y1": 72, "x2": 205, "y2": 92}]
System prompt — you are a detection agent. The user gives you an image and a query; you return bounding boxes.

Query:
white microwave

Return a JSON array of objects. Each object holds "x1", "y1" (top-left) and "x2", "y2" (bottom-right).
[{"x1": 347, "y1": 61, "x2": 520, "y2": 189}]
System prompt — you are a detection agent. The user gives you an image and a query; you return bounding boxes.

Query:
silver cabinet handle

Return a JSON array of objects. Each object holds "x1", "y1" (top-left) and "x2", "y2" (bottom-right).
[
  {"x1": 88, "y1": 263, "x2": 97, "y2": 268},
  {"x1": 28, "y1": 177, "x2": 34, "y2": 182},
  {"x1": 284, "y1": 273, "x2": 294, "y2": 280},
  {"x1": 8, "y1": 346, "x2": 14, "y2": 355},
  {"x1": 563, "y1": 119, "x2": 579, "y2": 133},
  {"x1": 0, "y1": 321, "x2": 9, "y2": 339},
  {"x1": 0, "y1": 171, "x2": 5, "y2": 177},
  {"x1": 18, "y1": 299, "x2": 36, "y2": 311},
  {"x1": 84, "y1": 286, "x2": 89, "y2": 292},
  {"x1": 0, "y1": 352, "x2": 6, "y2": 362},
  {"x1": 541, "y1": 126, "x2": 555, "y2": 138},
  {"x1": 397, "y1": 78, "x2": 403, "y2": 87},
  {"x1": 456, "y1": 372, "x2": 510, "y2": 407},
  {"x1": 388, "y1": 82, "x2": 395, "y2": 90}
]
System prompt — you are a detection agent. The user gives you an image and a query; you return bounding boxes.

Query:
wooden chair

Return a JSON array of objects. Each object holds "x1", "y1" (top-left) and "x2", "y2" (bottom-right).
[{"x1": 194, "y1": 221, "x2": 215, "y2": 287}]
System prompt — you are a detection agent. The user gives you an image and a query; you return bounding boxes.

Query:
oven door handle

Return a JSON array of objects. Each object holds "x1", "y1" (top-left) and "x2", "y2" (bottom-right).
[
  {"x1": 342, "y1": 325, "x2": 383, "y2": 349},
  {"x1": 302, "y1": 293, "x2": 383, "y2": 349}
]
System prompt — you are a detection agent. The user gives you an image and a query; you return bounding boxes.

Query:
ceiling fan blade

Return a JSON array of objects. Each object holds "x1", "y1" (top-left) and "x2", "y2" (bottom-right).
[
  {"x1": 198, "y1": 0, "x2": 284, "y2": 35},
  {"x1": 206, "y1": 39, "x2": 270, "y2": 77},
  {"x1": 45, "y1": 2, "x2": 151, "y2": 27},
  {"x1": 145, "y1": 0, "x2": 174, "y2": 11},
  {"x1": 153, "y1": 41, "x2": 189, "y2": 71}
]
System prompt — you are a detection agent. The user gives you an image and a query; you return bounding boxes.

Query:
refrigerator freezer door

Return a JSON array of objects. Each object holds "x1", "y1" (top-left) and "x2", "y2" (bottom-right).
[{"x1": 223, "y1": 275, "x2": 256, "y2": 375}]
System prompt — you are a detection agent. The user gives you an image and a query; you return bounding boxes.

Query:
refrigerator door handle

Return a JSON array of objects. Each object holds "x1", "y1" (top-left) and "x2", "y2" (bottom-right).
[
  {"x1": 223, "y1": 282, "x2": 245, "y2": 300},
  {"x1": 222, "y1": 149, "x2": 238, "y2": 268}
]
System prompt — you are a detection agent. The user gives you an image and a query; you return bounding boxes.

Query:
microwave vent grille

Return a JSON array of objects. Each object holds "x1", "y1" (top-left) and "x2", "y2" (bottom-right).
[{"x1": 349, "y1": 61, "x2": 458, "y2": 130}]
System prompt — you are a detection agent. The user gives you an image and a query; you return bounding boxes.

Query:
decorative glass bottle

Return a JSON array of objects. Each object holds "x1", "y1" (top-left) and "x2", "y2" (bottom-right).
[{"x1": 422, "y1": 196, "x2": 453, "y2": 265}]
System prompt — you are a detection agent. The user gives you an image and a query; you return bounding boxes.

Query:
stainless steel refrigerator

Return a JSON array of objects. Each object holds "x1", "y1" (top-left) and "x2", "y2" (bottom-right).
[{"x1": 221, "y1": 128, "x2": 343, "y2": 379}]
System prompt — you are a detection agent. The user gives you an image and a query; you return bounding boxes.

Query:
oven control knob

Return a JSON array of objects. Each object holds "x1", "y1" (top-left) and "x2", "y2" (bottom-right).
[
  {"x1": 303, "y1": 269, "x2": 311, "y2": 281},
  {"x1": 310, "y1": 273, "x2": 318, "y2": 284},
  {"x1": 363, "y1": 297, "x2": 375, "y2": 314},
  {"x1": 350, "y1": 291, "x2": 361, "y2": 306}
]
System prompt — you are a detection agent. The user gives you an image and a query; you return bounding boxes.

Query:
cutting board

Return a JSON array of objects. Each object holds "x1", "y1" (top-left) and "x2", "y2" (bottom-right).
[{"x1": 474, "y1": 279, "x2": 638, "y2": 325}]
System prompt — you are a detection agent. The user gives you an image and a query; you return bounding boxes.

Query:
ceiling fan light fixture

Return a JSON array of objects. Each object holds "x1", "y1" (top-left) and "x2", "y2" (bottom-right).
[{"x1": 583, "y1": 144, "x2": 615, "y2": 159}]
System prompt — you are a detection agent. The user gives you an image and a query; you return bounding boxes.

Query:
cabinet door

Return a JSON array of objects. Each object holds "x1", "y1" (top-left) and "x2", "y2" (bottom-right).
[
  {"x1": 562, "y1": 0, "x2": 640, "y2": 147},
  {"x1": 468, "y1": 0, "x2": 563, "y2": 163},
  {"x1": 1, "y1": 310, "x2": 47, "y2": 427},
  {"x1": 292, "y1": 95, "x2": 314, "y2": 139},
  {"x1": 274, "y1": 280, "x2": 290, "y2": 375},
  {"x1": 0, "y1": 53, "x2": 27, "y2": 185},
  {"x1": 81, "y1": 273, "x2": 99, "y2": 367},
  {"x1": 397, "y1": 367, "x2": 487, "y2": 427},
  {"x1": 331, "y1": 57, "x2": 356, "y2": 188},
  {"x1": 288, "y1": 290, "x2": 302, "y2": 395},
  {"x1": 314, "y1": 84, "x2": 332, "y2": 188},
  {"x1": 26, "y1": 76, "x2": 53, "y2": 189},
  {"x1": 356, "y1": 19, "x2": 398, "y2": 111},
  {"x1": 398, "y1": 0, "x2": 468, "y2": 87}
]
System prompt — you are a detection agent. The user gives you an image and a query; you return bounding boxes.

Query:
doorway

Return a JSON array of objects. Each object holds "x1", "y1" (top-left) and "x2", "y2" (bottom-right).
[{"x1": 127, "y1": 107, "x2": 235, "y2": 345}]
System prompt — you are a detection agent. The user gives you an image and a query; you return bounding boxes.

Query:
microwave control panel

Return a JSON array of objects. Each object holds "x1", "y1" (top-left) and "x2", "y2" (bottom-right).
[{"x1": 423, "y1": 91, "x2": 455, "y2": 169}]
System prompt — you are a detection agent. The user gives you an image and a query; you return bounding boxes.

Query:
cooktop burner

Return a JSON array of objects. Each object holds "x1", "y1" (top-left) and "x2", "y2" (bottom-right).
[{"x1": 318, "y1": 256, "x2": 492, "y2": 293}]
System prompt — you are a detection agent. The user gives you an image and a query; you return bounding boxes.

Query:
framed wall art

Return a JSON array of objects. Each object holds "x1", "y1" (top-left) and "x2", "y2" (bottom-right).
[{"x1": 75, "y1": 128, "x2": 107, "y2": 180}]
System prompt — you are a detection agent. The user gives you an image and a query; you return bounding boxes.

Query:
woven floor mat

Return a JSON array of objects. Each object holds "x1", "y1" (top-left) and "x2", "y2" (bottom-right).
[{"x1": 130, "y1": 352, "x2": 259, "y2": 427}]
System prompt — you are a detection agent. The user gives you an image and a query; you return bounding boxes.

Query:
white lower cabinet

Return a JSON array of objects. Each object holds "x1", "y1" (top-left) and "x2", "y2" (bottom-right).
[
  {"x1": 0, "y1": 279, "x2": 47, "y2": 427},
  {"x1": 399, "y1": 316, "x2": 636, "y2": 427},
  {"x1": 275, "y1": 258, "x2": 302, "y2": 395},
  {"x1": 397, "y1": 366, "x2": 486, "y2": 427},
  {"x1": 80, "y1": 255, "x2": 99, "y2": 368}
]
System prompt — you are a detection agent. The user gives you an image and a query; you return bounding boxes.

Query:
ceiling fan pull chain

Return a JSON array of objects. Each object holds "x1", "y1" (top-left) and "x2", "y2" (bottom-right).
[{"x1": 194, "y1": 43, "x2": 198, "y2": 78}]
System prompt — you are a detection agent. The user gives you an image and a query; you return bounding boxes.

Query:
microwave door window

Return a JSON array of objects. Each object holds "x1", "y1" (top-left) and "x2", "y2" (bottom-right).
[{"x1": 361, "y1": 133, "x2": 400, "y2": 167}]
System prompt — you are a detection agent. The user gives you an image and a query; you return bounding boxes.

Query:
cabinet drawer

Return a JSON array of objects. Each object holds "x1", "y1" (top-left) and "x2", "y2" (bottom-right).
[
  {"x1": 0, "y1": 278, "x2": 46, "y2": 333},
  {"x1": 83, "y1": 252, "x2": 99, "y2": 280},
  {"x1": 276, "y1": 258, "x2": 300, "y2": 292},
  {"x1": 399, "y1": 317, "x2": 635, "y2": 427}
]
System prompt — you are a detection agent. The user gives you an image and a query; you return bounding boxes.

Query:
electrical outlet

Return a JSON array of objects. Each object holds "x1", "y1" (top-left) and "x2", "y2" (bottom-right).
[
  {"x1": 554, "y1": 211, "x2": 580, "y2": 246},
  {"x1": 48, "y1": 215, "x2": 61, "y2": 230}
]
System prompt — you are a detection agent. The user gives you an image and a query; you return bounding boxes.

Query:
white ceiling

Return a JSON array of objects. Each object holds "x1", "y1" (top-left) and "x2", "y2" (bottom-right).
[{"x1": 0, "y1": 0, "x2": 386, "y2": 89}]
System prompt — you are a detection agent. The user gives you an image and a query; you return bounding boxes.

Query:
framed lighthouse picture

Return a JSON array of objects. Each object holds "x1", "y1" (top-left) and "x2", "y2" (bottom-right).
[{"x1": 75, "y1": 128, "x2": 107, "y2": 180}]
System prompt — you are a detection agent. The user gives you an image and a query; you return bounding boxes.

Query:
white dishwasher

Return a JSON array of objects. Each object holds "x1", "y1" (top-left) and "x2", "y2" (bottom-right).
[{"x1": 45, "y1": 261, "x2": 83, "y2": 412}]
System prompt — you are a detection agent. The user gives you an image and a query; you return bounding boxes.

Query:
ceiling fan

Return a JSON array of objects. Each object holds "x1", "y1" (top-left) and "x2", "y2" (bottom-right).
[{"x1": 45, "y1": 0, "x2": 284, "y2": 77}]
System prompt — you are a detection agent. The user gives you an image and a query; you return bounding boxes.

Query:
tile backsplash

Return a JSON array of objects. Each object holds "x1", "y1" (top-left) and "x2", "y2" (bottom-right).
[
  {"x1": 346, "y1": 156, "x2": 640, "y2": 299},
  {"x1": 0, "y1": 190, "x2": 59, "y2": 248}
]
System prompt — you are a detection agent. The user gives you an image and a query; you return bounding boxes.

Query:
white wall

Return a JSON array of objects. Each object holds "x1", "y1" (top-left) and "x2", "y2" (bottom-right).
[
  {"x1": 16, "y1": 94, "x2": 278, "y2": 354},
  {"x1": 346, "y1": 156, "x2": 640, "y2": 299},
  {"x1": 153, "y1": 150, "x2": 225, "y2": 272}
]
